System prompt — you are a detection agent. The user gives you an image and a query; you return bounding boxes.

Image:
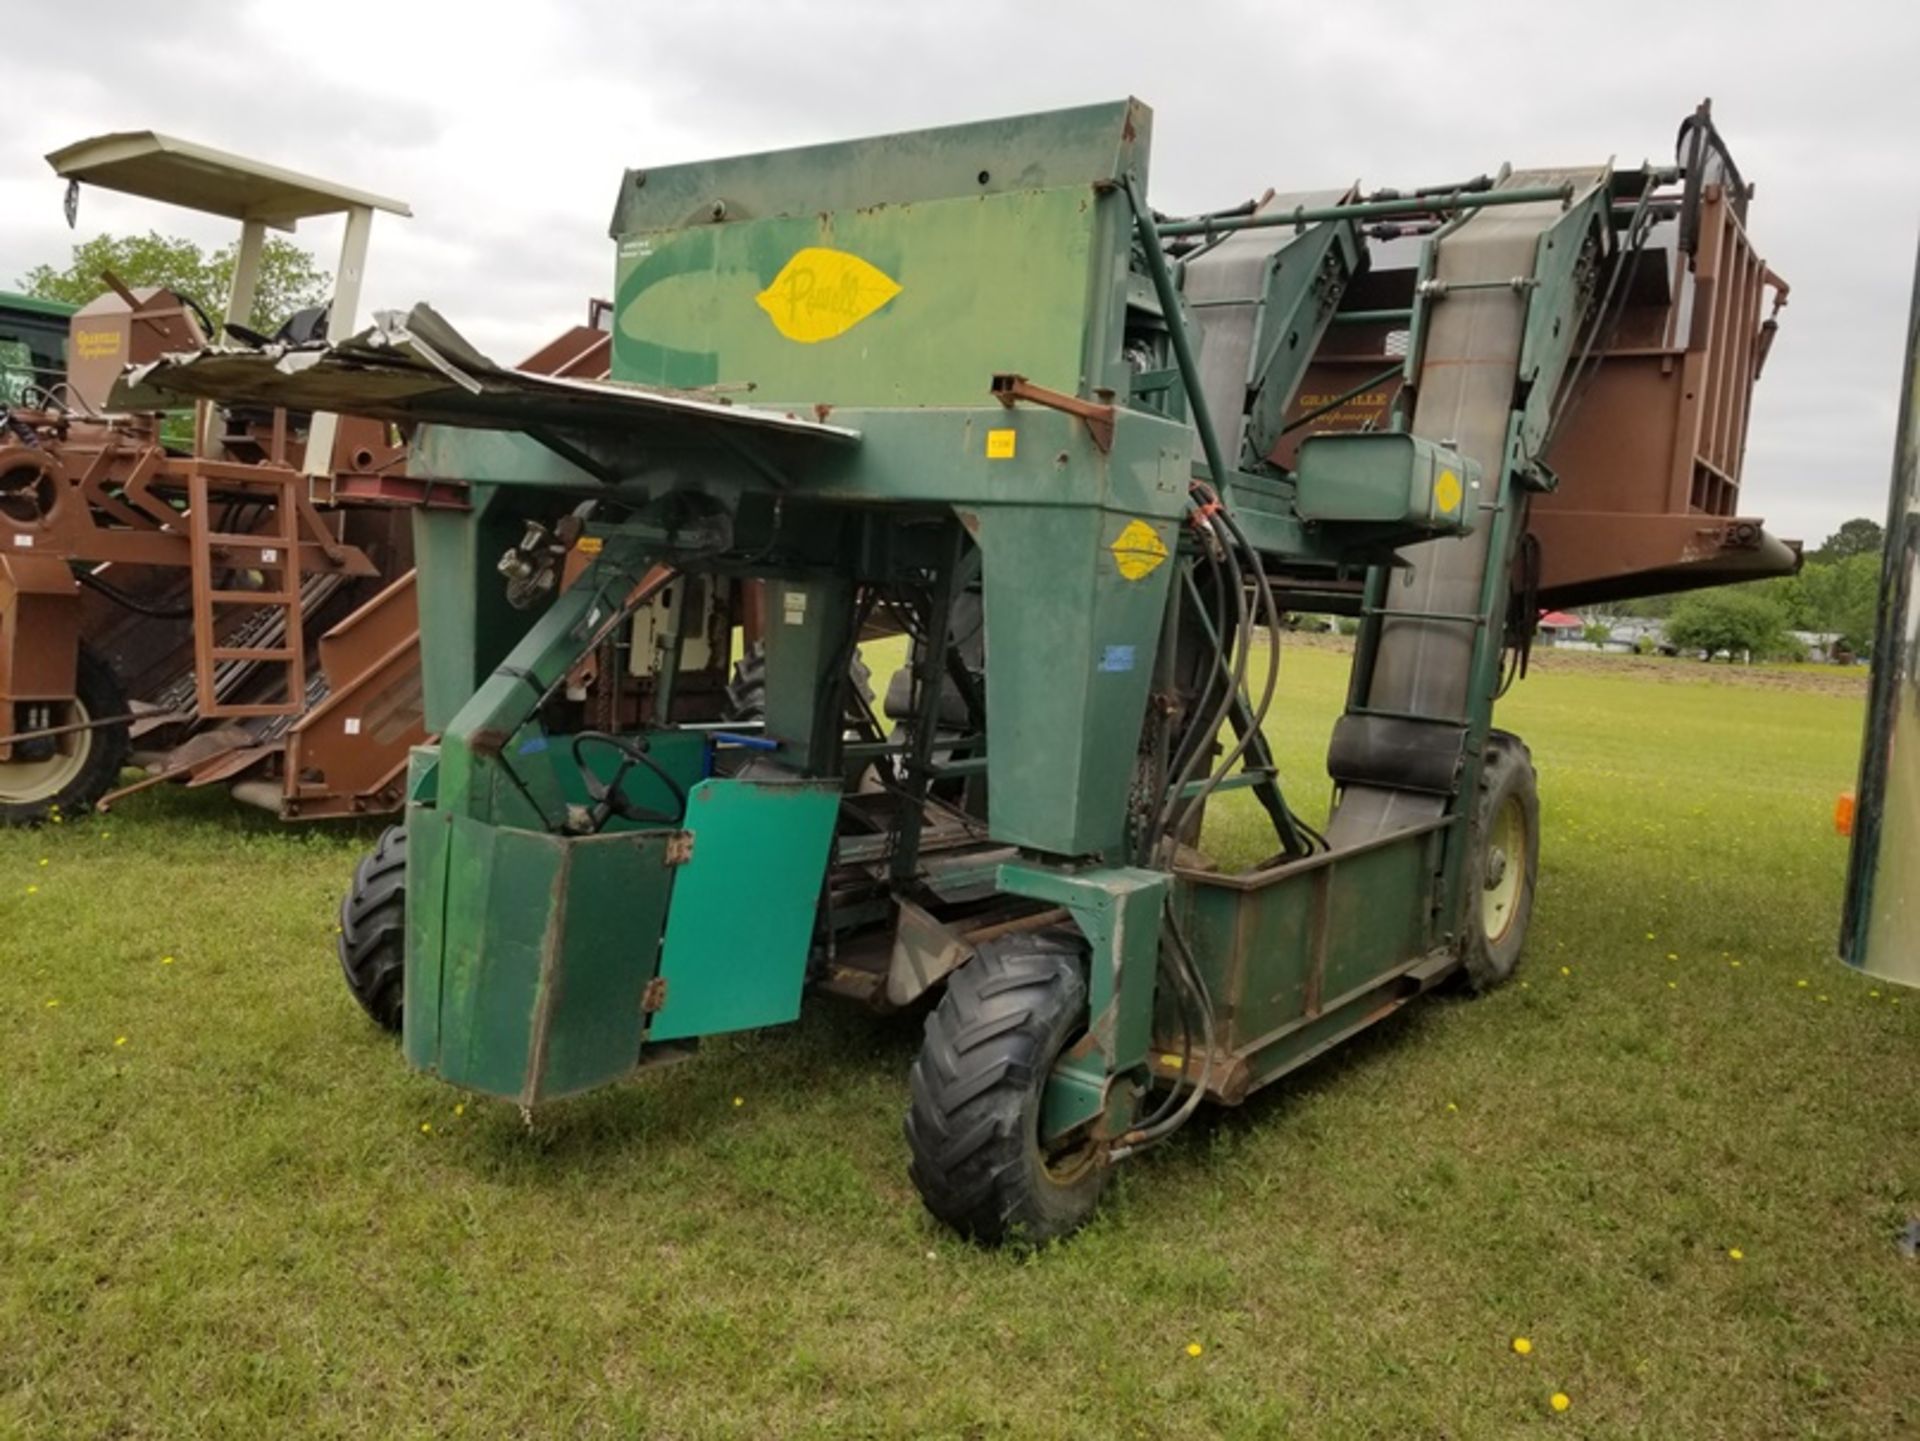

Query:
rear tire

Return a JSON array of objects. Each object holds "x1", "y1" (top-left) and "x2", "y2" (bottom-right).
[
  {"x1": 0, "y1": 643, "x2": 128, "y2": 825},
  {"x1": 904, "y1": 933, "x2": 1109, "y2": 1245},
  {"x1": 1460, "y1": 731, "x2": 1539, "y2": 990},
  {"x1": 339, "y1": 824, "x2": 406, "y2": 1032}
]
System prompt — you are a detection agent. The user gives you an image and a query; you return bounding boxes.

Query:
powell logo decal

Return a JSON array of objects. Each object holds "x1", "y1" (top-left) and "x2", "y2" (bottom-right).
[{"x1": 756, "y1": 247, "x2": 901, "y2": 344}]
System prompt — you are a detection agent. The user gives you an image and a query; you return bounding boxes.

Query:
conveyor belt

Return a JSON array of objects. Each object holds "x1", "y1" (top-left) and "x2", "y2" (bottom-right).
[
  {"x1": 1328, "y1": 169, "x2": 1607, "y2": 845},
  {"x1": 1184, "y1": 190, "x2": 1352, "y2": 467}
]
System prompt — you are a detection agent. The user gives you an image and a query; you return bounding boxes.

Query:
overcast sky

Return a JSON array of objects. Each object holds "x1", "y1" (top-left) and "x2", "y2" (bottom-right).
[{"x1": 3, "y1": 0, "x2": 1913, "y2": 547}]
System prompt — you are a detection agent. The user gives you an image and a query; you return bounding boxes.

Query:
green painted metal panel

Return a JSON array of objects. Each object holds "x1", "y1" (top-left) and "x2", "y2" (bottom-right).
[
  {"x1": 611, "y1": 100, "x2": 1147, "y2": 236},
  {"x1": 402, "y1": 803, "x2": 452, "y2": 1070},
  {"x1": 411, "y1": 814, "x2": 675, "y2": 1103},
  {"x1": 969, "y1": 503, "x2": 1178, "y2": 857},
  {"x1": 613, "y1": 189, "x2": 1101, "y2": 407},
  {"x1": 648, "y1": 777, "x2": 840, "y2": 1042},
  {"x1": 1293, "y1": 431, "x2": 1480, "y2": 533},
  {"x1": 1172, "y1": 826, "x2": 1439, "y2": 1064},
  {"x1": 609, "y1": 101, "x2": 1148, "y2": 410}
]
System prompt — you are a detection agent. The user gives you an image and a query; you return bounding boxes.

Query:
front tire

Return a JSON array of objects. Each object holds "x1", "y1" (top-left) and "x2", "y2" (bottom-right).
[
  {"x1": 0, "y1": 643, "x2": 128, "y2": 825},
  {"x1": 904, "y1": 933, "x2": 1109, "y2": 1245},
  {"x1": 339, "y1": 824, "x2": 406, "y2": 1032},
  {"x1": 1461, "y1": 731, "x2": 1539, "y2": 990}
]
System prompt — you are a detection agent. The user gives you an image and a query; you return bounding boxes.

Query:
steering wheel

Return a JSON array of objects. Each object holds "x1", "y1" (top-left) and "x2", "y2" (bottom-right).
[{"x1": 570, "y1": 732, "x2": 687, "y2": 832}]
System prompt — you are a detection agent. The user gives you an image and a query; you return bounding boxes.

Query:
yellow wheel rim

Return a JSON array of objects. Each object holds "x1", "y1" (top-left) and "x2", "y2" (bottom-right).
[
  {"x1": 1481, "y1": 793, "x2": 1526, "y2": 942},
  {"x1": 1, "y1": 698, "x2": 93, "y2": 806}
]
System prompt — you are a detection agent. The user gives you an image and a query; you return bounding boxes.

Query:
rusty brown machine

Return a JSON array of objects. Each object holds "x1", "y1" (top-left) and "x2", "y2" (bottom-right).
[
  {"x1": 0, "y1": 131, "x2": 426, "y2": 823},
  {"x1": 1276, "y1": 100, "x2": 1795, "y2": 612}
]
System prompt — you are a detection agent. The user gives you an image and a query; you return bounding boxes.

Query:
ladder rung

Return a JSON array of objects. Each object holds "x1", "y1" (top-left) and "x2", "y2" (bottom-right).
[
  {"x1": 202, "y1": 532, "x2": 294, "y2": 553},
  {"x1": 208, "y1": 589, "x2": 296, "y2": 604},
  {"x1": 202, "y1": 703, "x2": 301, "y2": 719},
  {"x1": 211, "y1": 646, "x2": 297, "y2": 662}
]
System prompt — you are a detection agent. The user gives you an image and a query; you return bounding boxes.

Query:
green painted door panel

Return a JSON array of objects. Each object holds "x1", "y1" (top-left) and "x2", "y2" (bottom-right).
[
  {"x1": 648, "y1": 777, "x2": 841, "y2": 1042},
  {"x1": 405, "y1": 810, "x2": 676, "y2": 1104}
]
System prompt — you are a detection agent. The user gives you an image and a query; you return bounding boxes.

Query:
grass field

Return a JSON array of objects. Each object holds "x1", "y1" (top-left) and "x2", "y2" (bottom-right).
[{"x1": 3, "y1": 646, "x2": 1914, "y2": 1439}]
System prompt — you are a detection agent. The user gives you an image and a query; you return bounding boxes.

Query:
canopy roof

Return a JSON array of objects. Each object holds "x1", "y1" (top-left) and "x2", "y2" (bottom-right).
[{"x1": 47, "y1": 131, "x2": 411, "y2": 231}]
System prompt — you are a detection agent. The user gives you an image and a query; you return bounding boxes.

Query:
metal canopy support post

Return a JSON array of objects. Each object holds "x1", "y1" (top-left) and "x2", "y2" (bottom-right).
[
  {"x1": 222, "y1": 219, "x2": 266, "y2": 340},
  {"x1": 304, "y1": 202, "x2": 375, "y2": 479}
]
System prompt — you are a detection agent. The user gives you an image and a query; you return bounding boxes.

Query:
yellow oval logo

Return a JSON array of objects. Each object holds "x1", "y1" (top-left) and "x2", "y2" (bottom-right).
[{"x1": 755, "y1": 247, "x2": 901, "y2": 344}]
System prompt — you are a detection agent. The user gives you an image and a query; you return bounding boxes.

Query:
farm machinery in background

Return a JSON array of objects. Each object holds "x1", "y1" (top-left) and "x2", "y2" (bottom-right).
[
  {"x1": 0, "y1": 132, "x2": 418, "y2": 823},
  {"x1": 129, "y1": 98, "x2": 1793, "y2": 1242},
  {"x1": 0, "y1": 135, "x2": 617, "y2": 826},
  {"x1": 1842, "y1": 244, "x2": 1919, "y2": 990}
]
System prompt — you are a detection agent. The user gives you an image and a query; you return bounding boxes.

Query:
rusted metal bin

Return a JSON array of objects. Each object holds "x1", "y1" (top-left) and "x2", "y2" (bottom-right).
[{"x1": 1278, "y1": 104, "x2": 1797, "y2": 608}]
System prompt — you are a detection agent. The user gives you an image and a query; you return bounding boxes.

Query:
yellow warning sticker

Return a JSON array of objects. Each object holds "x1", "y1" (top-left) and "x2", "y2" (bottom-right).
[
  {"x1": 1111, "y1": 519, "x2": 1169, "y2": 582},
  {"x1": 576, "y1": 536, "x2": 604, "y2": 555},
  {"x1": 986, "y1": 428, "x2": 1017, "y2": 459},
  {"x1": 1434, "y1": 468, "x2": 1464, "y2": 514},
  {"x1": 755, "y1": 246, "x2": 902, "y2": 344}
]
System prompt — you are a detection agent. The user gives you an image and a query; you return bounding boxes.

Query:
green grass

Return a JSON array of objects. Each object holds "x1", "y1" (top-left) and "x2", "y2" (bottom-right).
[{"x1": 3, "y1": 649, "x2": 1914, "y2": 1439}]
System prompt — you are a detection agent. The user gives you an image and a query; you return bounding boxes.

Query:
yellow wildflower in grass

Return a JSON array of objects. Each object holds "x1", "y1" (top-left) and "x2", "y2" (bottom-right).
[
  {"x1": 161, "y1": 955, "x2": 174, "y2": 965},
  {"x1": 1730, "y1": 960, "x2": 1742, "y2": 968},
  {"x1": 25, "y1": 885, "x2": 38, "y2": 895},
  {"x1": 1185, "y1": 1343, "x2": 1204, "y2": 1357},
  {"x1": 1667, "y1": 981, "x2": 1678, "y2": 990},
  {"x1": 1666, "y1": 952, "x2": 1678, "y2": 961},
  {"x1": 44, "y1": 999, "x2": 58, "y2": 1008},
  {"x1": 454, "y1": 1103, "x2": 466, "y2": 1117},
  {"x1": 1728, "y1": 1248, "x2": 1744, "y2": 1261},
  {"x1": 1870, "y1": 990, "x2": 1881, "y2": 999},
  {"x1": 1796, "y1": 979, "x2": 1809, "y2": 989},
  {"x1": 1512, "y1": 1337, "x2": 1533, "y2": 1356},
  {"x1": 733, "y1": 1096, "x2": 745, "y2": 1108},
  {"x1": 420, "y1": 1122, "x2": 432, "y2": 1134},
  {"x1": 1446, "y1": 1102, "x2": 1458, "y2": 1112},
  {"x1": 38, "y1": 858, "x2": 48, "y2": 867},
  {"x1": 1550, "y1": 1393, "x2": 1571, "y2": 1413},
  {"x1": 1818, "y1": 995, "x2": 1830, "y2": 1003},
  {"x1": 114, "y1": 1036, "x2": 127, "y2": 1047}
]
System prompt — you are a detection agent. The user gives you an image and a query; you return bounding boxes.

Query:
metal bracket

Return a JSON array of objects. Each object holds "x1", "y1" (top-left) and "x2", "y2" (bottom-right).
[{"x1": 990, "y1": 373, "x2": 1115, "y2": 453}]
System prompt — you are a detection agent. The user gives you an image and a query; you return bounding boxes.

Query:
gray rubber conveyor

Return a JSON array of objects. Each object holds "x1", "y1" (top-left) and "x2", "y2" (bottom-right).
[{"x1": 1317, "y1": 168, "x2": 1608, "y2": 847}]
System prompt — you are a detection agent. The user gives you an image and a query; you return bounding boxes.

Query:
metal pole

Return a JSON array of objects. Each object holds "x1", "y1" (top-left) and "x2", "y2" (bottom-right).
[
  {"x1": 1124, "y1": 175, "x2": 1232, "y2": 486},
  {"x1": 1156, "y1": 183, "x2": 1575, "y2": 239}
]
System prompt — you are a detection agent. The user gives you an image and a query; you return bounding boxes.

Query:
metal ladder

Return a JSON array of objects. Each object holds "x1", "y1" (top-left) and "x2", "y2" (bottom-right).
[{"x1": 185, "y1": 467, "x2": 307, "y2": 718}]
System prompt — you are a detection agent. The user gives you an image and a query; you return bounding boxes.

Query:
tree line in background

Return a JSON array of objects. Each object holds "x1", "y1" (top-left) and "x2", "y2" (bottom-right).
[
  {"x1": 17, "y1": 231, "x2": 330, "y2": 336},
  {"x1": 1607, "y1": 518, "x2": 1884, "y2": 663}
]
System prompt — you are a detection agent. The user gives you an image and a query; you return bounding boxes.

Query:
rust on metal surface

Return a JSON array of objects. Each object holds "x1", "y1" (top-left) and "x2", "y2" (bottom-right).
[
  {"x1": 990, "y1": 372, "x2": 1116, "y2": 452},
  {"x1": 1276, "y1": 175, "x2": 1794, "y2": 606}
]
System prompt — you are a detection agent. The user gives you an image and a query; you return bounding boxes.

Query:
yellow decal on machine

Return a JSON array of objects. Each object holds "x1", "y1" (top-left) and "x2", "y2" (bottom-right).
[
  {"x1": 1111, "y1": 519, "x2": 1169, "y2": 582},
  {"x1": 755, "y1": 247, "x2": 901, "y2": 344},
  {"x1": 1434, "y1": 468, "x2": 1464, "y2": 514},
  {"x1": 985, "y1": 428, "x2": 1016, "y2": 459},
  {"x1": 73, "y1": 329, "x2": 121, "y2": 360}
]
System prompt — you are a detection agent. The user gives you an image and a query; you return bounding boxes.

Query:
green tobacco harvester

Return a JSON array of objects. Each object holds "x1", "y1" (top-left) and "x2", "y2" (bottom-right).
[{"x1": 128, "y1": 97, "x2": 1791, "y2": 1242}]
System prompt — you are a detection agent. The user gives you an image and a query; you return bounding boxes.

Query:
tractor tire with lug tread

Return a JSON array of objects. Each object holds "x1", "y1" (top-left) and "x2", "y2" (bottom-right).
[
  {"x1": 1461, "y1": 730, "x2": 1539, "y2": 990},
  {"x1": 904, "y1": 932, "x2": 1109, "y2": 1245},
  {"x1": 339, "y1": 824, "x2": 407, "y2": 1032},
  {"x1": 0, "y1": 642, "x2": 128, "y2": 825}
]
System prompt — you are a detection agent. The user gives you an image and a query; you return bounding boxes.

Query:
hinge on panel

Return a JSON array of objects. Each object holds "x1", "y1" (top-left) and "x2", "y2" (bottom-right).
[
  {"x1": 642, "y1": 977, "x2": 668, "y2": 1013},
  {"x1": 664, "y1": 831, "x2": 695, "y2": 866}
]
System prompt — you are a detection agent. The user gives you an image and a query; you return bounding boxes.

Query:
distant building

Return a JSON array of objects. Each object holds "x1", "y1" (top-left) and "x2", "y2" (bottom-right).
[{"x1": 1536, "y1": 610, "x2": 1585, "y2": 645}]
